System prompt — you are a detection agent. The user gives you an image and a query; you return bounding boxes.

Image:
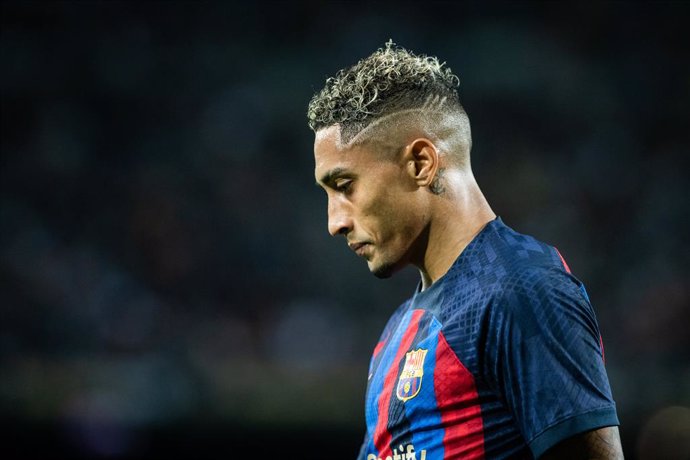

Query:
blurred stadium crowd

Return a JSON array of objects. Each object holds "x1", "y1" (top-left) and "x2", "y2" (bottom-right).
[{"x1": 1, "y1": 2, "x2": 688, "y2": 459}]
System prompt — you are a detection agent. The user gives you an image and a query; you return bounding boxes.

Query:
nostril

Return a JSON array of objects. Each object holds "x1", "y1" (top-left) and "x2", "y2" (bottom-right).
[{"x1": 327, "y1": 223, "x2": 350, "y2": 238}]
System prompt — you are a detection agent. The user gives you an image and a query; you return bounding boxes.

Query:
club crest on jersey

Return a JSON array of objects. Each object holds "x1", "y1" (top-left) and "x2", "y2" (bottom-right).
[{"x1": 396, "y1": 348, "x2": 428, "y2": 402}]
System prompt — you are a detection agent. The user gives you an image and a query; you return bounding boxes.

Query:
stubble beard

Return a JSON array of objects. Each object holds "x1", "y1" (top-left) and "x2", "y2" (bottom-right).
[
  {"x1": 372, "y1": 264, "x2": 394, "y2": 279},
  {"x1": 368, "y1": 239, "x2": 416, "y2": 280},
  {"x1": 369, "y1": 256, "x2": 399, "y2": 279}
]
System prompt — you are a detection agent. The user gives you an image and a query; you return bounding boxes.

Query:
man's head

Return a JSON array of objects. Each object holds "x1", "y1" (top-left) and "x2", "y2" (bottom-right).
[
  {"x1": 308, "y1": 40, "x2": 472, "y2": 168},
  {"x1": 309, "y1": 42, "x2": 473, "y2": 278}
]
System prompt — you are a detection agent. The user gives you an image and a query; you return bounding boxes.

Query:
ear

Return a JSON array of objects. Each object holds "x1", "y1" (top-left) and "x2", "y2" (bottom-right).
[{"x1": 403, "y1": 138, "x2": 440, "y2": 188}]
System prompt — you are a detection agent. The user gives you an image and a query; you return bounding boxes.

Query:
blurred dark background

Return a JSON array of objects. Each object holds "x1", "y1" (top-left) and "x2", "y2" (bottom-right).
[{"x1": 1, "y1": 1, "x2": 689, "y2": 459}]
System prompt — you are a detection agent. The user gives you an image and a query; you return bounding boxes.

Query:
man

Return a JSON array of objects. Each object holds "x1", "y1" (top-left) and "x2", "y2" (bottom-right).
[{"x1": 307, "y1": 41, "x2": 623, "y2": 459}]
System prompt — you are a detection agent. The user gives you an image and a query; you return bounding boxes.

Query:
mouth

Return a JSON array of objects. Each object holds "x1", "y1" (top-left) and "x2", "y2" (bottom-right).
[{"x1": 348, "y1": 242, "x2": 370, "y2": 257}]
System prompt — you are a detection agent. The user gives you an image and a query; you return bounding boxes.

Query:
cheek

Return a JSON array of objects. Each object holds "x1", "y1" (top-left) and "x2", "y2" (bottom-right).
[
  {"x1": 358, "y1": 169, "x2": 419, "y2": 240},
  {"x1": 369, "y1": 193, "x2": 417, "y2": 242},
  {"x1": 361, "y1": 189, "x2": 397, "y2": 224}
]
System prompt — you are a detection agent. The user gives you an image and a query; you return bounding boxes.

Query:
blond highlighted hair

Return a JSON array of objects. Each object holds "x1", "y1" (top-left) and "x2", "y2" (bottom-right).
[{"x1": 307, "y1": 40, "x2": 464, "y2": 145}]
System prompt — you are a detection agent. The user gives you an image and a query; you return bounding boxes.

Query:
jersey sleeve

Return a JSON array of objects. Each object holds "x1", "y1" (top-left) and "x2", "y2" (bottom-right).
[
  {"x1": 483, "y1": 268, "x2": 619, "y2": 458},
  {"x1": 356, "y1": 432, "x2": 371, "y2": 460}
]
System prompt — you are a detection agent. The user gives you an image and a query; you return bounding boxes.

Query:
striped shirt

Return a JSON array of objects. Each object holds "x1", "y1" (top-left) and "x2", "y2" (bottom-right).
[{"x1": 357, "y1": 218, "x2": 619, "y2": 460}]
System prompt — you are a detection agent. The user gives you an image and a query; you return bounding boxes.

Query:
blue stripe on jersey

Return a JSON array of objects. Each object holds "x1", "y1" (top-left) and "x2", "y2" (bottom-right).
[
  {"x1": 404, "y1": 315, "x2": 445, "y2": 459},
  {"x1": 364, "y1": 309, "x2": 416, "y2": 455}
]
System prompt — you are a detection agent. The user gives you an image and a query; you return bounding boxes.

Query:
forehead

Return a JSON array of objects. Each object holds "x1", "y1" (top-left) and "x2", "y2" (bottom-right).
[{"x1": 314, "y1": 126, "x2": 373, "y2": 182}]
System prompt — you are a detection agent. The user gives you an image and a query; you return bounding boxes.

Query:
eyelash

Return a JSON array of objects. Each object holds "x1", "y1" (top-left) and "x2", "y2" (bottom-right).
[{"x1": 335, "y1": 180, "x2": 352, "y2": 193}]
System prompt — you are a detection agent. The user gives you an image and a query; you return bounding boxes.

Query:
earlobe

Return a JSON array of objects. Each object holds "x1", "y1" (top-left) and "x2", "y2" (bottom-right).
[{"x1": 406, "y1": 138, "x2": 440, "y2": 188}]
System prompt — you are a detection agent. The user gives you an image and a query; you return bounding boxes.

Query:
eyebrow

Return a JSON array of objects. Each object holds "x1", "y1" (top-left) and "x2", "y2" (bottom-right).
[{"x1": 316, "y1": 167, "x2": 349, "y2": 187}]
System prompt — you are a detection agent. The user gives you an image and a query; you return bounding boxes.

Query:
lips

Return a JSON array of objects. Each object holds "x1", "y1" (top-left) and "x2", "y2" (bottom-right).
[{"x1": 348, "y1": 242, "x2": 370, "y2": 257}]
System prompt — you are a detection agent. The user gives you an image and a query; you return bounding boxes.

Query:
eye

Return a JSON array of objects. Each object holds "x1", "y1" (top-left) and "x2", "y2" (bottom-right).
[{"x1": 334, "y1": 178, "x2": 353, "y2": 193}]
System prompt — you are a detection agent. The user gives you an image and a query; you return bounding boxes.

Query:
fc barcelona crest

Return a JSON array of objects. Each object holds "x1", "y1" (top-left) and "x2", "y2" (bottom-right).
[{"x1": 396, "y1": 348, "x2": 428, "y2": 402}]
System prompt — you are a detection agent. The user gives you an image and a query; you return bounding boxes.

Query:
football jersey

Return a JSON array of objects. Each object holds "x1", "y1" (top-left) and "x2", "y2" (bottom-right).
[{"x1": 357, "y1": 217, "x2": 619, "y2": 460}]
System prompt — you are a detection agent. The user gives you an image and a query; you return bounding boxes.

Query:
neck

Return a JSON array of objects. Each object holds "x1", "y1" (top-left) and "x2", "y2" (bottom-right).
[{"x1": 417, "y1": 171, "x2": 496, "y2": 290}]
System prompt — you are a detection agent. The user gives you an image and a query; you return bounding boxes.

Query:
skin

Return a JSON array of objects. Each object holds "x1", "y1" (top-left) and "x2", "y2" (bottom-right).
[
  {"x1": 313, "y1": 122, "x2": 625, "y2": 458},
  {"x1": 541, "y1": 426, "x2": 625, "y2": 459},
  {"x1": 313, "y1": 123, "x2": 494, "y2": 289}
]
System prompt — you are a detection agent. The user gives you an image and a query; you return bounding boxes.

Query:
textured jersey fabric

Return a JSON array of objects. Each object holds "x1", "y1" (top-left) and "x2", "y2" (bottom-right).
[{"x1": 357, "y1": 217, "x2": 619, "y2": 460}]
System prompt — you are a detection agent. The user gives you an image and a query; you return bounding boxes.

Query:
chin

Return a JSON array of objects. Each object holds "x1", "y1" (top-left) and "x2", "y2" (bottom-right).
[{"x1": 369, "y1": 260, "x2": 398, "y2": 279}]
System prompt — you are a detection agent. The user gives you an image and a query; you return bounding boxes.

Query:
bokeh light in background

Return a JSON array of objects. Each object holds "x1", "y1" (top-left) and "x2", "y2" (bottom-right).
[{"x1": 1, "y1": 1, "x2": 688, "y2": 459}]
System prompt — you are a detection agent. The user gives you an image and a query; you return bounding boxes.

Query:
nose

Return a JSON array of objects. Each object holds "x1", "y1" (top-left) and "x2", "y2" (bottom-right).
[{"x1": 327, "y1": 196, "x2": 352, "y2": 237}]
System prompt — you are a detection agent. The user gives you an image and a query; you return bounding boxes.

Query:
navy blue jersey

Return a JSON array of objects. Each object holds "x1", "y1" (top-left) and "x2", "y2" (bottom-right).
[{"x1": 358, "y1": 217, "x2": 618, "y2": 460}]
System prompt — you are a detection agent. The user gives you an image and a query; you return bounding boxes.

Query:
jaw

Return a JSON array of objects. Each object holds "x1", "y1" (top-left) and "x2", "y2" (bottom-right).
[
  {"x1": 371, "y1": 265, "x2": 394, "y2": 279},
  {"x1": 365, "y1": 241, "x2": 414, "y2": 279},
  {"x1": 363, "y1": 220, "x2": 432, "y2": 279},
  {"x1": 368, "y1": 258, "x2": 396, "y2": 279}
]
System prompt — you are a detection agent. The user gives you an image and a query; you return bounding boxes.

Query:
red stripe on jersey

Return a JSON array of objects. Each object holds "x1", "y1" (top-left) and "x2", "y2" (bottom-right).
[
  {"x1": 373, "y1": 340, "x2": 386, "y2": 359},
  {"x1": 555, "y1": 248, "x2": 572, "y2": 274},
  {"x1": 374, "y1": 309, "x2": 425, "y2": 457},
  {"x1": 435, "y1": 332, "x2": 485, "y2": 459},
  {"x1": 600, "y1": 334, "x2": 606, "y2": 364}
]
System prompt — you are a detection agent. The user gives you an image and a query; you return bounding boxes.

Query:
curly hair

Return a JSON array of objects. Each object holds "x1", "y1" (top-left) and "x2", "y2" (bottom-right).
[{"x1": 307, "y1": 40, "x2": 462, "y2": 143}]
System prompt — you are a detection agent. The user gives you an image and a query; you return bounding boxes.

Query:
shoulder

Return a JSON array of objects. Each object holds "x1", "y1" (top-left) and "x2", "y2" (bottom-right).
[
  {"x1": 480, "y1": 220, "x2": 586, "y2": 303},
  {"x1": 449, "y1": 219, "x2": 568, "y2": 286},
  {"x1": 447, "y1": 219, "x2": 582, "y2": 303},
  {"x1": 488, "y1": 220, "x2": 567, "y2": 277},
  {"x1": 458, "y1": 220, "x2": 597, "y2": 337},
  {"x1": 432, "y1": 219, "x2": 577, "y2": 321}
]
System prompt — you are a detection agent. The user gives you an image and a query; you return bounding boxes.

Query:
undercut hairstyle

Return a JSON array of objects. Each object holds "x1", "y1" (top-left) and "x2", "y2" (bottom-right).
[{"x1": 307, "y1": 41, "x2": 472, "y2": 164}]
